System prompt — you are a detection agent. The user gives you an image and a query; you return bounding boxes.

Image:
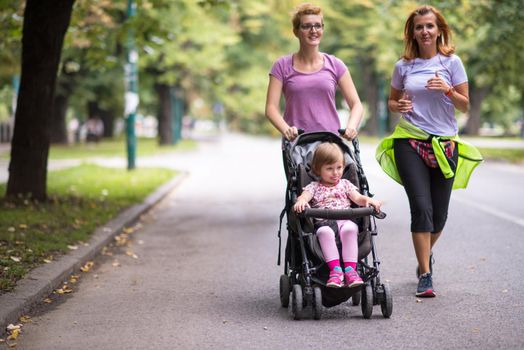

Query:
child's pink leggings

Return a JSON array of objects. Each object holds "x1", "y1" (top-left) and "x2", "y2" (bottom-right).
[{"x1": 316, "y1": 220, "x2": 358, "y2": 264}]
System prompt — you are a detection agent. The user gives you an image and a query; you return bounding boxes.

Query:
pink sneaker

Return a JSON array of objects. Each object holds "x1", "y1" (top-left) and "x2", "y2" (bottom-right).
[
  {"x1": 344, "y1": 269, "x2": 363, "y2": 288},
  {"x1": 326, "y1": 269, "x2": 344, "y2": 288}
]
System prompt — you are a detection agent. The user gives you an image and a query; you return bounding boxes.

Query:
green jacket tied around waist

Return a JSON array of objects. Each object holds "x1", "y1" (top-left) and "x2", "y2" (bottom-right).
[{"x1": 375, "y1": 118, "x2": 483, "y2": 189}]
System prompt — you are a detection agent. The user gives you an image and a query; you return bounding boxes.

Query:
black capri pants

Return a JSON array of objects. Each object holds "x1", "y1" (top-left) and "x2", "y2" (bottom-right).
[{"x1": 393, "y1": 138, "x2": 458, "y2": 233}]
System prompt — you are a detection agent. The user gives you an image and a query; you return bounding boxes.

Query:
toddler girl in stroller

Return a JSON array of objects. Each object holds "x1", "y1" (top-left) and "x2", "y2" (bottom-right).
[
  {"x1": 277, "y1": 131, "x2": 391, "y2": 320},
  {"x1": 293, "y1": 142, "x2": 381, "y2": 289}
]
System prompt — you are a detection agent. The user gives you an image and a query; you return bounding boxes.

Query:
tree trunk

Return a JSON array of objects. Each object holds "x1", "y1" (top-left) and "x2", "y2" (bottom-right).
[
  {"x1": 359, "y1": 56, "x2": 379, "y2": 136},
  {"x1": 51, "y1": 66, "x2": 78, "y2": 144},
  {"x1": 155, "y1": 83, "x2": 172, "y2": 145},
  {"x1": 7, "y1": 0, "x2": 75, "y2": 200},
  {"x1": 464, "y1": 85, "x2": 489, "y2": 136},
  {"x1": 50, "y1": 93, "x2": 69, "y2": 144},
  {"x1": 88, "y1": 101, "x2": 114, "y2": 138},
  {"x1": 100, "y1": 110, "x2": 114, "y2": 138},
  {"x1": 520, "y1": 93, "x2": 524, "y2": 138}
]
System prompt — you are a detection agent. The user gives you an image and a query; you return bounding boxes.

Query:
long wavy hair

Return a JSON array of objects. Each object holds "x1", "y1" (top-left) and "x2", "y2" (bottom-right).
[{"x1": 402, "y1": 5, "x2": 455, "y2": 60}]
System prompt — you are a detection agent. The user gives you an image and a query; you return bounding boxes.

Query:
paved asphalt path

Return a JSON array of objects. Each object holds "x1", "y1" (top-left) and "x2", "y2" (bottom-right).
[{"x1": 8, "y1": 133, "x2": 524, "y2": 349}]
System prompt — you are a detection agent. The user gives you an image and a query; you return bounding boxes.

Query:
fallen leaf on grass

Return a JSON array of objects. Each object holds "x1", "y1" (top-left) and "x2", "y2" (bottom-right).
[
  {"x1": 7, "y1": 227, "x2": 15, "y2": 232},
  {"x1": 19, "y1": 224, "x2": 28, "y2": 229},
  {"x1": 43, "y1": 259, "x2": 52, "y2": 264},
  {"x1": 10, "y1": 256, "x2": 21, "y2": 262},
  {"x1": 68, "y1": 245, "x2": 78, "y2": 250}
]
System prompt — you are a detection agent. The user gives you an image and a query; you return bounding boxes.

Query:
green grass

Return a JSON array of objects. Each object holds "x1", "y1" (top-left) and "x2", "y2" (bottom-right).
[
  {"x1": 48, "y1": 137, "x2": 196, "y2": 159},
  {"x1": 477, "y1": 148, "x2": 524, "y2": 164},
  {"x1": 0, "y1": 164, "x2": 178, "y2": 293}
]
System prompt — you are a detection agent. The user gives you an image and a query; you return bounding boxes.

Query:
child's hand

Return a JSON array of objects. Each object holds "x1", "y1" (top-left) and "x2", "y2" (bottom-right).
[
  {"x1": 368, "y1": 199, "x2": 382, "y2": 212},
  {"x1": 293, "y1": 199, "x2": 309, "y2": 213}
]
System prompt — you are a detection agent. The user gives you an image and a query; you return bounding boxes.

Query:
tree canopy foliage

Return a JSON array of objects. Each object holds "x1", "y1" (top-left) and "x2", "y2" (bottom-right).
[{"x1": 0, "y1": 0, "x2": 522, "y2": 138}]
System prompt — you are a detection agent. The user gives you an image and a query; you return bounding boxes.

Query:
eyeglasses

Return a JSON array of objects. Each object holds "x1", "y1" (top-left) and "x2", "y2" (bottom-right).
[{"x1": 299, "y1": 23, "x2": 324, "y2": 31}]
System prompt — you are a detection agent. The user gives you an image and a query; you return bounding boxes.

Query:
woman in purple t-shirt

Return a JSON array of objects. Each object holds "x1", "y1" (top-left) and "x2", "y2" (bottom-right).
[
  {"x1": 265, "y1": 3, "x2": 363, "y2": 141},
  {"x1": 387, "y1": 5, "x2": 469, "y2": 298}
]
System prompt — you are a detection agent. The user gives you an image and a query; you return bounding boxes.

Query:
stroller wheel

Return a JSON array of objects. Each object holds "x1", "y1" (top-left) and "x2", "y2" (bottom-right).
[
  {"x1": 361, "y1": 283, "x2": 373, "y2": 319},
  {"x1": 380, "y1": 283, "x2": 393, "y2": 318},
  {"x1": 312, "y1": 285, "x2": 322, "y2": 320},
  {"x1": 291, "y1": 284, "x2": 303, "y2": 320},
  {"x1": 279, "y1": 274, "x2": 291, "y2": 308},
  {"x1": 351, "y1": 290, "x2": 361, "y2": 306}
]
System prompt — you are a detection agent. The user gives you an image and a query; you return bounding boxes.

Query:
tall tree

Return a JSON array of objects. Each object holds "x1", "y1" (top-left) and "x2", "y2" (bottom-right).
[
  {"x1": 460, "y1": 0, "x2": 524, "y2": 134},
  {"x1": 50, "y1": 0, "x2": 123, "y2": 143},
  {"x1": 6, "y1": 0, "x2": 75, "y2": 200},
  {"x1": 135, "y1": 0, "x2": 238, "y2": 144}
]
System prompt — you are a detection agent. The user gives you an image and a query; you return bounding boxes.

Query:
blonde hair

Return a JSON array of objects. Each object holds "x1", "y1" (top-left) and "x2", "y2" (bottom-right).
[
  {"x1": 292, "y1": 3, "x2": 323, "y2": 30},
  {"x1": 311, "y1": 142, "x2": 344, "y2": 176},
  {"x1": 402, "y1": 5, "x2": 455, "y2": 60}
]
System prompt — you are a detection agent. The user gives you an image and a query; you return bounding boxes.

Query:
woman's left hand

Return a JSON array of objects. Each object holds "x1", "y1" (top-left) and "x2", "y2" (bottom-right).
[{"x1": 426, "y1": 71, "x2": 450, "y2": 93}]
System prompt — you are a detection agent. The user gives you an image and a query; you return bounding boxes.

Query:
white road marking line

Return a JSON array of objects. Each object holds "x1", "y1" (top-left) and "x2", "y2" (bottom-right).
[{"x1": 453, "y1": 195, "x2": 524, "y2": 228}]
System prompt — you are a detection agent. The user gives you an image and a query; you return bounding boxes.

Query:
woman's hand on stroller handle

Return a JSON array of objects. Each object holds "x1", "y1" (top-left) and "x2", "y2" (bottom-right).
[
  {"x1": 338, "y1": 127, "x2": 358, "y2": 141},
  {"x1": 282, "y1": 127, "x2": 306, "y2": 142},
  {"x1": 283, "y1": 127, "x2": 305, "y2": 141}
]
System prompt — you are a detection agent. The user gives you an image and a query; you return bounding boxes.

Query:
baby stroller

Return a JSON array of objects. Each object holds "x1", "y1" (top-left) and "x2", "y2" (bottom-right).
[{"x1": 276, "y1": 130, "x2": 392, "y2": 320}]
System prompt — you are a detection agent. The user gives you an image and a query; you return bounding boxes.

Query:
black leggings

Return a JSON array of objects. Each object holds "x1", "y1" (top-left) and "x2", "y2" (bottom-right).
[{"x1": 394, "y1": 138, "x2": 458, "y2": 233}]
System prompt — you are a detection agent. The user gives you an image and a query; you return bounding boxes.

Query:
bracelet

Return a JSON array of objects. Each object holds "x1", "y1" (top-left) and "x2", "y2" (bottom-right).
[{"x1": 445, "y1": 87, "x2": 454, "y2": 97}]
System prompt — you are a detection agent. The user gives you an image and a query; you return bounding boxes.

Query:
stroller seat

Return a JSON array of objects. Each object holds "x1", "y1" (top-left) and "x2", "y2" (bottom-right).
[
  {"x1": 294, "y1": 146, "x2": 371, "y2": 262},
  {"x1": 278, "y1": 131, "x2": 391, "y2": 319}
]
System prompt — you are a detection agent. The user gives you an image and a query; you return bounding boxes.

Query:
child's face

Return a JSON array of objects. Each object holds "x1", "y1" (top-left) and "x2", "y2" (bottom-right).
[{"x1": 318, "y1": 160, "x2": 343, "y2": 186}]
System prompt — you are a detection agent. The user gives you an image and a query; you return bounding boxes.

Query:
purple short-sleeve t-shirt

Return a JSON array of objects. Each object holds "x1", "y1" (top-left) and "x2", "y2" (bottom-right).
[
  {"x1": 270, "y1": 53, "x2": 348, "y2": 133},
  {"x1": 391, "y1": 54, "x2": 468, "y2": 135}
]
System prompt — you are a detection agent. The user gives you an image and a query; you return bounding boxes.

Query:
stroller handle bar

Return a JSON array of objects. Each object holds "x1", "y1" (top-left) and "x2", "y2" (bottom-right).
[{"x1": 302, "y1": 207, "x2": 386, "y2": 220}]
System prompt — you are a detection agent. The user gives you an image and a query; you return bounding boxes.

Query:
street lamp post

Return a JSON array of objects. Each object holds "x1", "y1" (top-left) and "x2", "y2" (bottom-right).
[{"x1": 124, "y1": 0, "x2": 138, "y2": 170}]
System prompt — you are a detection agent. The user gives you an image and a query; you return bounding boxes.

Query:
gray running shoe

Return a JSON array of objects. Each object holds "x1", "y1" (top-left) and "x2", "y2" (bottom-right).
[{"x1": 416, "y1": 273, "x2": 436, "y2": 297}]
